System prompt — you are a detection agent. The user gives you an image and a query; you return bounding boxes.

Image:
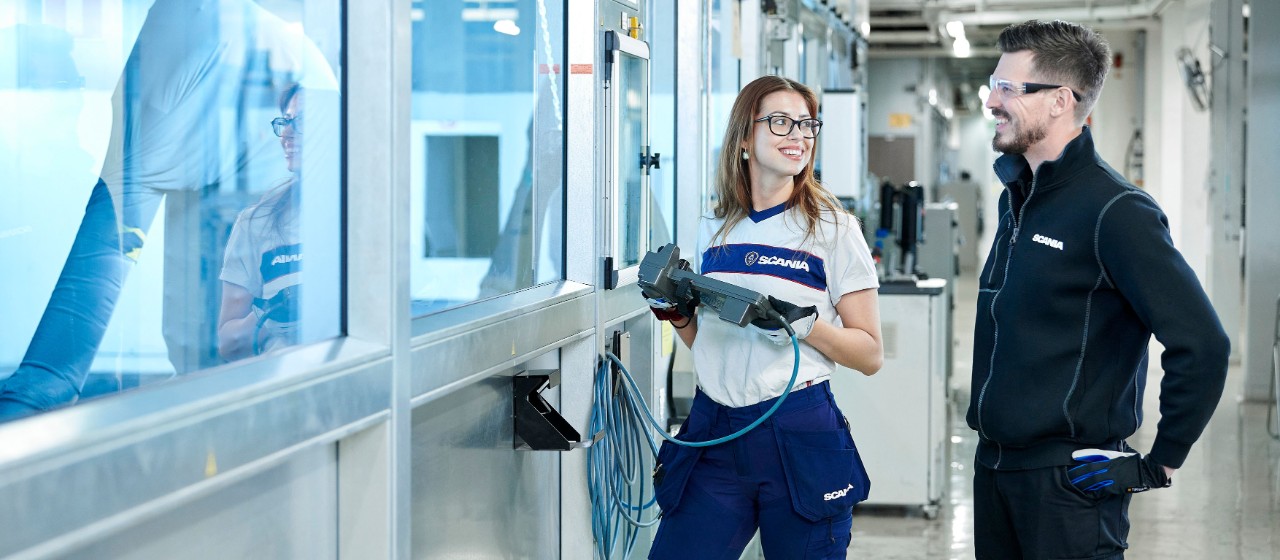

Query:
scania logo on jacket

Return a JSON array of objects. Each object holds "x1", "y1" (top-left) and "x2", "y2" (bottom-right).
[
  {"x1": 745, "y1": 252, "x2": 811, "y2": 272},
  {"x1": 1032, "y1": 233, "x2": 1064, "y2": 250}
]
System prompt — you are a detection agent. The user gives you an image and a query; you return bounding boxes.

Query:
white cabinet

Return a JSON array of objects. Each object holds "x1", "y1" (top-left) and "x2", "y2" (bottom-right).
[{"x1": 831, "y1": 279, "x2": 948, "y2": 517}]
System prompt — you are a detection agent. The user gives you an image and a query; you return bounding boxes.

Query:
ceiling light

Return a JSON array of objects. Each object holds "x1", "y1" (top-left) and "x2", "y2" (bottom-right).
[
  {"x1": 493, "y1": 19, "x2": 520, "y2": 36},
  {"x1": 953, "y1": 37, "x2": 971, "y2": 58}
]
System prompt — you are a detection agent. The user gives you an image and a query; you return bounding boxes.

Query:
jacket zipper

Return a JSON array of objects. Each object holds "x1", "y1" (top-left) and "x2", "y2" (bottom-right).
[
  {"x1": 976, "y1": 172, "x2": 1038, "y2": 468},
  {"x1": 986, "y1": 227, "x2": 1006, "y2": 285}
]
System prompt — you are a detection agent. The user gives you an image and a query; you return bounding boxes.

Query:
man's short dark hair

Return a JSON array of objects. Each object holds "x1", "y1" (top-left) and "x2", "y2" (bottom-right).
[{"x1": 997, "y1": 20, "x2": 1111, "y2": 123}]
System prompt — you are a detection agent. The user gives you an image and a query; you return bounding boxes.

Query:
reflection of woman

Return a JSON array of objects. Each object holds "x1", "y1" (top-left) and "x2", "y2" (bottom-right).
[
  {"x1": 217, "y1": 85, "x2": 303, "y2": 360},
  {"x1": 646, "y1": 76, "x2": 883, "y2": 558}
]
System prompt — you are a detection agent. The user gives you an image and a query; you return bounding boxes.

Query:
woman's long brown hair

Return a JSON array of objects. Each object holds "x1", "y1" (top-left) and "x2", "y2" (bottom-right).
[{"x1": 250, "y1": 83, "x2": 302, "y2": 237}]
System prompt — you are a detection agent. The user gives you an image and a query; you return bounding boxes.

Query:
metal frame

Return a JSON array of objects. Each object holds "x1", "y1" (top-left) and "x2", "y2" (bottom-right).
[
  {"x1": 0, "y1": 1, "x2": 407, "y2": 557},
  {"x1": 0, "y1": 0, "x2": 673, "y2": 557},
  {"x1": 409, "y1": 282, "x2": 594, "y2": 404},
  {"x1": 604, "y1": 30, "x2": 651, "y2": 291},
  {"x1": 0, "y1": 339, "x2": 390, "y2": 557},
  {"x1": 558, "y1": 4, "x2": 601, "y2": 557}
]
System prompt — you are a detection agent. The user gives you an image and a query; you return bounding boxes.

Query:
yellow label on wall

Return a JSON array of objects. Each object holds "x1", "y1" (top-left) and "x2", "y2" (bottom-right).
[
  {"x1": 661, "y1": 321, "x2": 674, "y2": 356},
  {"x1": 889, "y1": 113, "x2": 913, "y2": 128}
]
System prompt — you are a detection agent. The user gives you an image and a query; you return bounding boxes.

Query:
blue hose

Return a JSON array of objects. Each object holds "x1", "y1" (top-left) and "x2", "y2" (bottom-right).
[
  {"x1": 587, "y1": 318, "x2": 800, "y2": 558},
  {"x1": 606, "y1": 325, "x2": 799, "y2": 447}
]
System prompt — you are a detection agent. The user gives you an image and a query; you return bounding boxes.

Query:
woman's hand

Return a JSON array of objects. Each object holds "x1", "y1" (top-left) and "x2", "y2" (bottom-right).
[
  {"x1": 217, "y1": 282, "x2": 263, "y2": 361},
  {"x1": 749, "y1": 296, "x2": 818, "y2": 344}
]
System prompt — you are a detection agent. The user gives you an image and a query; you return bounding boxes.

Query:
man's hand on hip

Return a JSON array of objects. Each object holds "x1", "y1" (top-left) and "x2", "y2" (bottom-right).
[{"x1": 1069, "y1": 449, "x2": 1172, "y2": 495}]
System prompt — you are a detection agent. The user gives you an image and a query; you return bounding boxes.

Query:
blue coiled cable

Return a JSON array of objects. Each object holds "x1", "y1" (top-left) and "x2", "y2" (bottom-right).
[
  {"x1": 587, "y1": 318, "x2": 800, "y2": 558},
  {"x1": 587, "y1": 355, "x2": 661, "y2": 558}
]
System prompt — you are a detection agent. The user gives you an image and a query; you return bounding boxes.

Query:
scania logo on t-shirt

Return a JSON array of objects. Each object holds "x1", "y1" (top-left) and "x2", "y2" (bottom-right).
[
  {"x1": 748, "y1": 253, "x2": 811, "y2": 272},
  {"x1": 271, "y1": 253, "x2": 302, "y2": 266}
]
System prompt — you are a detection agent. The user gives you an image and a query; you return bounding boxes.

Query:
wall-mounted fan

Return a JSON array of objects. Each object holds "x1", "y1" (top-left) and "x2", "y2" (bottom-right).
[{"x1": 1177, "y1": 47, "x2": 1209, "y2": 111}]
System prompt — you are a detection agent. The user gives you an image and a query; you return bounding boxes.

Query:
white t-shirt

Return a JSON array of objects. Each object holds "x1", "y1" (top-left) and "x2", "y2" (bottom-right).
[
  {"x1": 692, "y1": 204, "x2": 878, "y2": 407},
  {"x1": 220, "y1": 195, "x2": 301, "y2": 352}
]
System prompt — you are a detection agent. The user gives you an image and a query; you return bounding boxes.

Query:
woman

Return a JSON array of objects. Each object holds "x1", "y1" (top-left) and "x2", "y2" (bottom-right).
[
  {"x1": 217, "y1": 84, "x2": 304, "y2": 360},
  {"x1": 647, "y1": 75, "x2": 883, "y2": 559}
]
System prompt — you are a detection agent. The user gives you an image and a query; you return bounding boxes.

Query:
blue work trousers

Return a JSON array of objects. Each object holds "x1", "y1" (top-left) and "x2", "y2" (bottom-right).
[{"x1": 649, "y1": 381, "x2": 869, "y2": 560}]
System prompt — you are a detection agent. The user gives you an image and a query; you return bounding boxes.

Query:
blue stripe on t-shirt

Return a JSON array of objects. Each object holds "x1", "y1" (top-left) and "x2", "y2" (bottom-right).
[
  {"x1": 701, "y1": 243, "x2": 826, "y2": 291},
  {"x1": 260, "y1": 243, "x2": 302, "y2": 284}
]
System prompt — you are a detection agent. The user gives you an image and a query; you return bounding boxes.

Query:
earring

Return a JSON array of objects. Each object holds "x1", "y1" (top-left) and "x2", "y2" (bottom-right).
[{"x1": 742, "y1": 150, "x2": 749, "y2": 161}]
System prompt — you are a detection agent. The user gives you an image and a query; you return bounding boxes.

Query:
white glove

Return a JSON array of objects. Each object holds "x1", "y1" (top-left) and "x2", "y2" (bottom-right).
[{"x1": 749, "y1": 296, "x2": 818, "y2": 346}]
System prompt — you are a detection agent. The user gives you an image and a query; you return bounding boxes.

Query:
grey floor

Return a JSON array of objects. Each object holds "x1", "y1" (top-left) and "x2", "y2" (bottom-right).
[{"x1": 844, "y1": 271, "x2": 1280, "y2": 559}]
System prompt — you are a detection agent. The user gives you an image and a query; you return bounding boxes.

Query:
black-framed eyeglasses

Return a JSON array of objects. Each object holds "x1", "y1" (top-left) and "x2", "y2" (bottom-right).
[
  {"x1": 753, "y1": 115, "x2": 822, "y2": 139},
  {"x1": 271, "y1": 115, "x2": 301, "y2": 137},
  {"x1": 989, "y1": 75, "x2": 1082, "y2": 102}
]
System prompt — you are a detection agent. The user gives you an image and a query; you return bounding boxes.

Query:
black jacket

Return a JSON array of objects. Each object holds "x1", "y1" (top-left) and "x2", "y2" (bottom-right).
[{"x1": 967, "y1": 126, "x2": 1230, "y2": 470}]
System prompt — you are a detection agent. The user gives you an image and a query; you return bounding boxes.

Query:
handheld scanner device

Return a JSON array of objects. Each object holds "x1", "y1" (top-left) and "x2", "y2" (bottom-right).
[{"x1": 637, "y1": 244, "x2": 776, "y2": 327}]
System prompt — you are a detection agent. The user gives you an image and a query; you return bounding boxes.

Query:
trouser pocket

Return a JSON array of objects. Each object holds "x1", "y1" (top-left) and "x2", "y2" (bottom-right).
[
  {"x1": 652, "y1": 418, "x2": 708, "y2": 514},
  {"x1": 774, "y1": 424, "x2": 871, "y2": 522}
]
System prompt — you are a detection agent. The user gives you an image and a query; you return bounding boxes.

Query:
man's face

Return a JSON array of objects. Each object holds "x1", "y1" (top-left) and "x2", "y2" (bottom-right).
[{"x1": 986, "y1": 51, "x2": 1052, "y2": 155}]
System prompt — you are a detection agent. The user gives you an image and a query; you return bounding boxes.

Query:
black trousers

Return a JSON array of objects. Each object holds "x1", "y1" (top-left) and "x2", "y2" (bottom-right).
[{"x1": 974, "y1": 460, "x2": 1131, "y2": 560}]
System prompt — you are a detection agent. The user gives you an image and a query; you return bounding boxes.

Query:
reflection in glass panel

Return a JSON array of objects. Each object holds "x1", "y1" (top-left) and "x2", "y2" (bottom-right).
[
  {"x1": 646, "y1": 0, "x2": 675, "y2": 249},
  {"x1": 0, "y1": 0, "x2": 343, "y2": 423},
  {"x1": 617, "y1": 53, "x2": 648, "y2": 268},
  {"x1": 409, "y1": 0, "x2": 566, "y2": 316},
  {"x1": 707, "y1": 0, "x2": 740, "y2": 211}
]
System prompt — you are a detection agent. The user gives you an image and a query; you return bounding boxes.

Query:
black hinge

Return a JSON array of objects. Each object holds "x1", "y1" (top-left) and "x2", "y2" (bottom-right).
[
  {"x1": 602, "y1": 256, "x2": 619, "y2": 290},
  {"x1": 604, "y1": 30, "x2": 618, "y2": 86}
]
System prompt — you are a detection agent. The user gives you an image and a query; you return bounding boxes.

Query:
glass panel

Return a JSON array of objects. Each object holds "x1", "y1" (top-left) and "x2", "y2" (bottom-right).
[
  {"x1": 706, "y1": 0, "x2": 739, "y2": 211},
  {"x1": 409, "y1": 0, "x2": 565, "y2": 316},
  {"x1": 647, "y1": 1, "x2": 675, "y2": 248},
  {"x1": 0, "y1": 1, "x2": 343, "y2": 423},
  {"x1": 616, "y1": 52, "x2": 648, "y2": 268}
]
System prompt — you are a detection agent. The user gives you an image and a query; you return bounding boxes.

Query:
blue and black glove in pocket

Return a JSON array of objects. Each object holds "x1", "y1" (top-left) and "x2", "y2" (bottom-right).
[
  {"x1": 749, "y1": 295, "x2": 818, "y2": 345},
  {"x1": 1068, "y1": 448, "x2": 1171, "y2": 495}
]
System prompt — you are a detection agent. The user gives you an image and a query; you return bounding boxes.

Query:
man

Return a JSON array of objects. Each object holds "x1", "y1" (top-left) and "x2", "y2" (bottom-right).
[{"x1": 969, "y1": 20, "x2": 1230, "y2": 559}]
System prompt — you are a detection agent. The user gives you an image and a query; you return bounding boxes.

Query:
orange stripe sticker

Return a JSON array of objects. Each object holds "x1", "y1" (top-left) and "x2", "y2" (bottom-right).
[{"x1": 570, "y1": 64, "x2": 593, "y2": 75}]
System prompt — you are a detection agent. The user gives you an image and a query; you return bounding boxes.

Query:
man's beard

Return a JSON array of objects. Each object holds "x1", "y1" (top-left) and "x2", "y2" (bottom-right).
[{"x1": 992, "y1": 110, "x2": 1047, "y2": 155}]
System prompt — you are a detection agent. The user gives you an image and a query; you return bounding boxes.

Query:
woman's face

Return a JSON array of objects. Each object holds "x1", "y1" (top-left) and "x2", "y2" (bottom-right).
[
  {"x1": 742, "y1": 90, "x2": 814, "y2": 182},
  {"x1": 280, "y1": 94, "x2": 301, "y2": 172}
]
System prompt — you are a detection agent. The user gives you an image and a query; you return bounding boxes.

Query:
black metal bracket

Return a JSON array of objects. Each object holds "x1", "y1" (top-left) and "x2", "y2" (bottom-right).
[
  {"x1": 603, "y1": 30, "x2": 618, "y2": 86},
  {"x1": 602, "y1": 256, "x2": 619, "y2": 290},
  {"x1": 514, "y1": 371, "x2": 581, "y2": 451},
  {"x1": 640, "y1": 145, "x2": 660, "y2": 175}
]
